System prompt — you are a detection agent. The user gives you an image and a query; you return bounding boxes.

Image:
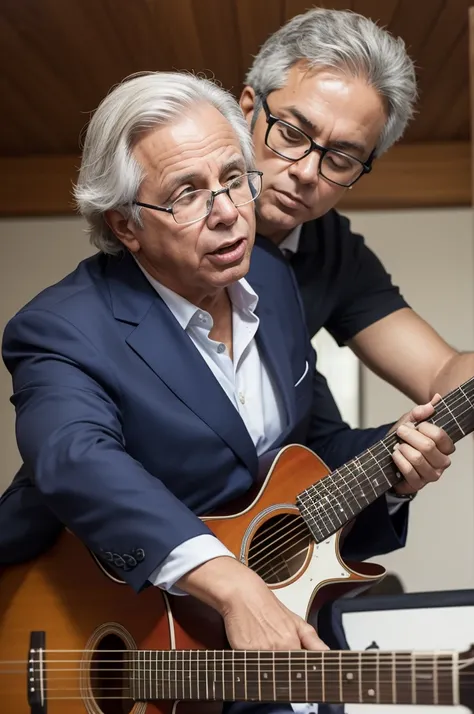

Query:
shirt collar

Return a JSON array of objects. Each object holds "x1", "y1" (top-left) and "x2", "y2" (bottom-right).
[
  {"x1": 278, "y1": 224, "x2": 303, "y2": 255},
  {"x1": 134, "y1": 258, "x2": 259, "y2": 330}
]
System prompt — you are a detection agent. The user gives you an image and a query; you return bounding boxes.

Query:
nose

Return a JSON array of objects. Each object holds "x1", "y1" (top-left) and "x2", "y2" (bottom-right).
[
  {"x1": 288, "y1": 149, "x2": 321, "y2": 185},
  {"x1": 206, "y1": 190, "x2": 239, "y2": 229}
]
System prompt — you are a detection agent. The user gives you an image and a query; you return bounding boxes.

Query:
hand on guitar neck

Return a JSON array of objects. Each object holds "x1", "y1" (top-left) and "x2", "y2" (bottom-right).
[
  {"x1": 389, "y1": 395, "x2": 455, "y2": 496},
  {"x1": 177, "y1": 554, "x2": 328, "y2": 651}
]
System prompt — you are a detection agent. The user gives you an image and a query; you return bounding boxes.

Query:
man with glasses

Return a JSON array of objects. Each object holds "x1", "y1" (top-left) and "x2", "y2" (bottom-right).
[
  {"x1": 238, "y1": 8, "x2": 473, "y2": 497},
  {"x1": 0, "y1": 71, "x2": 331, "y2": 657}
]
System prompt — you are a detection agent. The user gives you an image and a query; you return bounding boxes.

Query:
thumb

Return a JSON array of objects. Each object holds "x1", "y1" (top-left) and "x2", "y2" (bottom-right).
[
  {"x1": 407, "y1": 393, "x2": 441, "y2": 424},
  {"x1": 297, "y1": 621, "x2": 329, "y2": 651}
]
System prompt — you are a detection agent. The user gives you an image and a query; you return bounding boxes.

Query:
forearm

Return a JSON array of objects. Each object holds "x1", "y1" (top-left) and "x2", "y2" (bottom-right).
[{"x1": 432, "y1": 351, "x2": 474, "y2": 397}]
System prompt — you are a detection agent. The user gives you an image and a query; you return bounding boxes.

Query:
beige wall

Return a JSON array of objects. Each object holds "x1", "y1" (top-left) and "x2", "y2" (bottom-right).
[
  {"x1": 0, "y1": 209, "x2": 472, "y2": 593},
  {"x1": 0, "y1": 217, "x2": 94, "y2": 482},
  {"x1": 349, "y1": 208, "x2": 474, "y2": 593}
]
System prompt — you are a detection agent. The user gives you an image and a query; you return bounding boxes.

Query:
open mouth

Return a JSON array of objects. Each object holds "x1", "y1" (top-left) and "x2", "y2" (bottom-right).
[
  {"x1": 212, "y1": 239, "x2": 242, "y2": 254},
  {"x1": 208, "y1": 238, "x2": 246, "y2": 264}
]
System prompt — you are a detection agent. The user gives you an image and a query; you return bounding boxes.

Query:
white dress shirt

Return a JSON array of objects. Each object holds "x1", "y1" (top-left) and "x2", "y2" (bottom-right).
[{"x1": 135, "y1": 265, "x2": 286, "y2": 593}]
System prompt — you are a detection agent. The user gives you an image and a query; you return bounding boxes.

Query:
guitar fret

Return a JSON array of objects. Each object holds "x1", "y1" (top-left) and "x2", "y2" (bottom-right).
[
  {"x1": 126, "y1": 648, "x2": 463, "y2": 707},
  {"x1": 273, "y1": 651, "x2": 276, "y2": 701},
  {"x1": 304, "y1": 651, "x2": 309, "y2": 703},
  {"x1": 244, "y1": 650, "x2": 247, "y2": 701},
  {"x1": 392, "y1": 652, "x2": 396, "y2": 704},
  {"x1": 338, "y1": 651, "x2": 343, "y2": 702},
  {"x1": 299, "y1": 376, "x2": 474, "y2": 542},
  {"x1": 231, "y1": 650, "x2": 235, "y2": 701},
  {"x1": 258, "y1": 651, "x2": 274, "y2": 701},
  {"x1": 375, "y1": 651, "x2": 380, "y2": 703},
  {"x1": 453, "y1": 652, "x2": 459, "y2": 706},
  {"x1": 288, "y1": 652, "x2": 292, "y2": 702},
  {"x1": 321, "y1": 651, "x2": 326, "y2": 703},
  {"x1": 360, "y1": 650, "x2": 378, "y2": 704},
  {"x1": 440, "y1": 397, "x2": 466, "y2": 437},
  {"x1": 358, "y1": 651, "x2": 362, "y2": 703}
]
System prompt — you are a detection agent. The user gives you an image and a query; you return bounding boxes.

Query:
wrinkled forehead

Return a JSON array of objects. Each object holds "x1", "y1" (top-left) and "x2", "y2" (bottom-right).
[
  {"x1": 134, "y1": 104, "x2": 245, "y2": 178},
  {"x1": 269, "y1": 62, "x2": 386, "y2": 149}
]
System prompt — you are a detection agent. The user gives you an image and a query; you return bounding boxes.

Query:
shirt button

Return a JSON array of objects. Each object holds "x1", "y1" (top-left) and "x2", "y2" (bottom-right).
[
  {"x1": 197, "y1": 312, "x2": 206, "y2": 323},
  {"x1": 238, "y1": 392, "x2": 245, "y2": 404},
  {"x1": 217, "y1": 343, "x2": 226, "y2": 354}
]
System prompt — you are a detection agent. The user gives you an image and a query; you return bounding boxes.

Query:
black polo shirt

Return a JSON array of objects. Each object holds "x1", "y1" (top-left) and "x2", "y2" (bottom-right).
[{"x1": 282, "y1": 209, "x2": 409, "y2": 343}]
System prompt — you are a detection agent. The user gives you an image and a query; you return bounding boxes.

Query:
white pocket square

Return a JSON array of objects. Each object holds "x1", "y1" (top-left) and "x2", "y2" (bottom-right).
[{"x1": 294, "y1": 360, "x2": 309, "y2": 387}]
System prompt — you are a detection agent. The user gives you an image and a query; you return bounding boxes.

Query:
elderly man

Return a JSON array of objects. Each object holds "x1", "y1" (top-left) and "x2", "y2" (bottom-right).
[{"x1": 239, "y1": 7, "x2": 473, "y2": 483}]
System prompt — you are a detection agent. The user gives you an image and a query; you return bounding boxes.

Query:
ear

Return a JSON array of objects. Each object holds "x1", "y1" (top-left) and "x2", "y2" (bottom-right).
[
  {"x1": 105, "y1": 209, "x2": 141, "y2": 253},
  {"x1": 239, "y1": 86, "x2": 257, "y2": 128}
]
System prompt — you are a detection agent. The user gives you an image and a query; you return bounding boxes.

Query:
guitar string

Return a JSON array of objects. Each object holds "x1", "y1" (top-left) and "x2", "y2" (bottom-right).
[
  {"x1": 247, "y1": 403, "x2": 474, "y2": 580},
  {"x1": 246, "y1": 400, "x2": 472, "y2": 580}
]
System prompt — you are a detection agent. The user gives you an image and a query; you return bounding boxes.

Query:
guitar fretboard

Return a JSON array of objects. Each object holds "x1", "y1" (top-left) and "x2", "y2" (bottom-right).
[
  {"x1": 129, "y1": 649, "x2": 458, "y2": 705},
  {"x1": 296, "y1": 376, "x2": 474, "y2": 543}
]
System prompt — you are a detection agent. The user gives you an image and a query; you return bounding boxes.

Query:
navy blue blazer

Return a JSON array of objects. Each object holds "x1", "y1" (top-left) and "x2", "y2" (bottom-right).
[{"x1": 0, "y1": 239, "x2": 408, "y2": 588}]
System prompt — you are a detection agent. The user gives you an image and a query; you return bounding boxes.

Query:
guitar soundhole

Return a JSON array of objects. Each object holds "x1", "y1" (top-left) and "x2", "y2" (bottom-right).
[
  {"x1": 91, "y1": 633, "x2": 134, "y2": 714},
  {"x1": 247, "y1": 512, "x2": 312, "y2": 584}
]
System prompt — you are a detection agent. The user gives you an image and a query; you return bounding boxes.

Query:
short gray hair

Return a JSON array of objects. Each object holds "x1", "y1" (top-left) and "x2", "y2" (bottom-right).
[
  {"x1": 74, "y1": 72, "x2": 255, "y2": 254},
  {"x1": 245, "y1": 8, "x2": 417, "y2": 156}
]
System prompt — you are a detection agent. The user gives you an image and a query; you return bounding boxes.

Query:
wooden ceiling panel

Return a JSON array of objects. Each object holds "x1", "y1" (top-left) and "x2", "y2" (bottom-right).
[
  {"x1": 235, "y1": 0, "x2": 283, "y2": 83},
  {"x1": 186, "y1": 0, "x2": 243, "y2": 93},
  {"x1": 404, "y1": 0, "x2": 470, "y2": 141},
  {"x1": 388, "y1": 0, "x2": 446, "y2": 61},
  {"x1": 407, "y1": 26, "x2": 469, "y2": 142},
  {"x1": 0, "y1": 0, "x2": 471, "y2": 158},
  {"x1": 352, "y1": 0, "x2": 399, "y2": 27},
  {"x1": 438, "y1": 90, "x2": 470, "y2": 141}
]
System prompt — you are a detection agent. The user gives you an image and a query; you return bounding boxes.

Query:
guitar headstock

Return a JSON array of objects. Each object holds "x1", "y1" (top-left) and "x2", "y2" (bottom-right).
[{"x1": 459, "y1": 645, "x2": 474, "y2": 712}]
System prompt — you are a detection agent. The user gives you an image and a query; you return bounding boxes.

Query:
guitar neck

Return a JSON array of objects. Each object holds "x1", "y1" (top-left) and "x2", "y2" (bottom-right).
[
  {"x1": 130, "y1": 649, "x2": 459, "y2": 705},
  {"x1": 296, "y1": 376, "x2": 474, "y2": 543}
]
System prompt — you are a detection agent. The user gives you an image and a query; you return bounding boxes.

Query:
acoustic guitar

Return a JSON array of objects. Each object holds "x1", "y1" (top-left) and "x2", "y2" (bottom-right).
[
  {"x1": 1, "y1": 530, "x2": 474, "y2": 713},
  {"x1": 1, "y1": 377, "x2": 474, "y2": 712},
  {"x1": 201, "y1": 376, "x2": 474, "y2": 620}
]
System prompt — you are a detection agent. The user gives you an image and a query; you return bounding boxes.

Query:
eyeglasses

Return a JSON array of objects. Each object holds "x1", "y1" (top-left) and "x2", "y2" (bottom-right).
[
  {"x1": 133, "y1": 170, "x2": 263, "y2": 225},
  {"x1": 260, "y1": 97, "x2": 373, "y2": 188}
]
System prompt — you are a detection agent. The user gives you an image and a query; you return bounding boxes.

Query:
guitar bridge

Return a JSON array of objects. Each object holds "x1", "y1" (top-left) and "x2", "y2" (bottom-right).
[{"x1": 28, "y1": 631, "x2": 47, "y2": 714}]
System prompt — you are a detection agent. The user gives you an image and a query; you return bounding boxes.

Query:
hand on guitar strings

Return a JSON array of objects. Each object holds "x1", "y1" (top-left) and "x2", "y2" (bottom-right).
[
  {"x1": 177, "y1": 555, "x2": 328, "y2": 651},
  {"x1": 389, "y1": 395, "x2": 455, "y2": 496}
]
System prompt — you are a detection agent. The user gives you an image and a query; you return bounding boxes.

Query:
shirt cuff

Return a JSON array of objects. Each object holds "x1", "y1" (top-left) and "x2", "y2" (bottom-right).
[{"x1": 148, "y1": 534, "x2": 236, "y2": 595}]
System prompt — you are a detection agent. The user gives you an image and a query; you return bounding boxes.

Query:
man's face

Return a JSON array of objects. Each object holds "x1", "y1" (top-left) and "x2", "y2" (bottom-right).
[
  {"x1": 111, "y1": 103, "x2": 256, "y2": 303},
  {"x1": 240, "y1": 62, "x2": 387, "y2": 242}
]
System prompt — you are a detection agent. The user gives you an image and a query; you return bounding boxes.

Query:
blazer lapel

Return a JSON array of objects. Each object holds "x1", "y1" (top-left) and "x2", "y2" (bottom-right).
[
  {"x1": 251, "y1": 282, "x2": 296, "y2": 430},
  {"x1": 105, "y1": 254, "x2": 259, "y2": 476}
]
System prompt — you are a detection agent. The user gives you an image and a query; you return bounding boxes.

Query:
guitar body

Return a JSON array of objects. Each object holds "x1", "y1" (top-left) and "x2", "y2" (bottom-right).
[
  {"x1": 0, "y1": 445, "x2": 385, "y2": 713},
  {"x1": 204, "y1": 444, "x2": 386, "y2": 621},
  {"x1": 0, "y1": 531, "x2": 224, "y2": 714}
]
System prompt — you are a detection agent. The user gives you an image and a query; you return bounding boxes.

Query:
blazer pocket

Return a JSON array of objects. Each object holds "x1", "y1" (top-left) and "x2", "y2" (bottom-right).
[{"x1": 294, "y1": 360, "x2": 309, "y2": 387}]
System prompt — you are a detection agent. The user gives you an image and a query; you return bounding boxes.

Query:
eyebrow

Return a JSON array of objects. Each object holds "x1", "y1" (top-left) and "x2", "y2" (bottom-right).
[
  {"x1": 164, "y1": 156, "x2": 246, "y2": 196},
  {"x1": 284, "y1": 105, "x2": 367, "y2": 156}
]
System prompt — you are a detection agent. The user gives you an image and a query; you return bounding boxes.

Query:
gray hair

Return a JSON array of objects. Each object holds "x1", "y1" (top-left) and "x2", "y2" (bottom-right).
[
  {"x1": 245, "y1": 8, "x2": 417, "y2": 156},
  {"x1": 74, "y1": 72, "x2": 255, "y2": 254}
]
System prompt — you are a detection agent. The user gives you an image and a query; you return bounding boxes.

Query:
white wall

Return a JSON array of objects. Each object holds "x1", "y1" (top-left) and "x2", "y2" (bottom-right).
[{"x1": 0, "y1": 209, "x2": 472, "y2": 594}]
